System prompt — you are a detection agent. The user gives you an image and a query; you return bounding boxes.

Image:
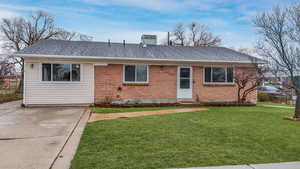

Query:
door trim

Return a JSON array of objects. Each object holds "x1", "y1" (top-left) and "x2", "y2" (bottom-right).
[{"x1": 177, "y1": 66, "x2": 193, "y2": 99}]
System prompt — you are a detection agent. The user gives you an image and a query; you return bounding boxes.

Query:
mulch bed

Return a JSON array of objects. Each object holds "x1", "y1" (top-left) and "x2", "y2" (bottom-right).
[
  {"x1": 283, "y1": 116, "x2": 300, "y2": 121},
  {"x1": 94, "y1": 102, "x2": 255, "y2": 108},
  {"x1": 93, "y1": 103, "x2": 181, "y2": 108}
]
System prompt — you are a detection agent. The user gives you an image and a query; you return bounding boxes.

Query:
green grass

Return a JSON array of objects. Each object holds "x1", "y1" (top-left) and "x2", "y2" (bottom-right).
[
  {"x1": 257, "y1": 101, "x2": 294, "y2": 107},
  {"x1": 0, "y1": 88, "x2": 17, "y2": 91},
  {"x1": 71, "y1": 105, "x2": 300, "y2": 169},
  {"x1": 0, "y1": 93, "x2": 22, "y2": 103},
  {"x1": 92, "y1": 106, "x2": 182, "y2": 114}
]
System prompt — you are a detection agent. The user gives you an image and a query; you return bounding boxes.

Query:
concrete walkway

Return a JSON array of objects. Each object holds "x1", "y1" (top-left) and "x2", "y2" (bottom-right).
[
  {"x1": 51, "y1": 108, "x2": 90, "y2": 169},
  {"x1": 176, "y1": 161, "x2": 300, "y2": 169},
  {"x1": 0, "y1": 100, "x2": 87, "y2": 169},
  {"x1": 261, "y1": 105, "x2": 295, "y2": 109},
  {"x1": 89, "y1": 107, "x2": 207, "y2": 122}
]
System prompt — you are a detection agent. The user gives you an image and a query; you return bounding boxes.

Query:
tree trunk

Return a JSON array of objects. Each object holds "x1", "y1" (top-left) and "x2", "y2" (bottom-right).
[
  {"x1": 16, "y1": 59, "x2": 24, "y2": 94},
  {"x1": 17, "y1": 72, "x2": 24, "y2": 94},
  {"x1": 241, "y1": 95, "x2": 247, "y2": 103},
  {"x1": 294, "y1": 93, "x2": 300, "y2": 118},
  {"x1": 237, "y1": 88, "x2": 241, "y2": 104}
]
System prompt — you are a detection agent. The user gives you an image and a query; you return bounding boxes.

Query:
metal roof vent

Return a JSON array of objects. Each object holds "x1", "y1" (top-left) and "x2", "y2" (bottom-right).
[{"x1": 141, "y1": 34, "x2": 157, "y2": 46}]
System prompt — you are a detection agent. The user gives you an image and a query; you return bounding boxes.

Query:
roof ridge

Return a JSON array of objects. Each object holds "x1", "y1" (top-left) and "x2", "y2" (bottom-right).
[
  {"x1": 15, "y1": 39, "x2": 265, "y2": 63},
  {"x1": 42, "y1": 39, "x2": 229, "y2": 49}
]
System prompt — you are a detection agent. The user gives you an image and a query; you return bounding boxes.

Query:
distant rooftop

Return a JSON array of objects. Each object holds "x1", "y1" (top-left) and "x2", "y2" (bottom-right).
[{"x1": 15, "y1": 39, "x2": 264, "y2": 63}]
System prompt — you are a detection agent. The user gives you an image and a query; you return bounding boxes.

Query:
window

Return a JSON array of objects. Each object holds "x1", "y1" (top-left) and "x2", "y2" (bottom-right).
[
  {"x1": 53, "y1": 64, "x2": 71, "y2": 81},
  {"x1": 124, "y1": 64, "x2": 148, "y2": 83},
  {"x1": 42, "y1": 64, "x2": 51, "y2": 81},
  {"x1": 180, "y1": 68, "x2": 191, "y2": 89},
  {"x1": 204, "y1": 67, "x2": 233, "y2": 83},
  {"x1": 72, "y1": 64, "x2": 81, "y2": 81},
  {"x1": 42, "y1": 63, "x2": 80, "y2": 82}
]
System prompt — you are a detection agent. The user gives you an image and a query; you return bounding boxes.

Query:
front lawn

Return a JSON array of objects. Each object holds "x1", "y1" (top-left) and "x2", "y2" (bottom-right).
[
  {"x1": 257, "y1": 101, "x2": 295, "y2": 107},
  {"x1": 0, "y1": 93, "x2": 22, "y2": 103},
  {"x1": 92, "y1": 106, "x2": 182, "y2": 114},
  {"x1": 71, "y1": 105, "x2": 300, "y2": 169}
]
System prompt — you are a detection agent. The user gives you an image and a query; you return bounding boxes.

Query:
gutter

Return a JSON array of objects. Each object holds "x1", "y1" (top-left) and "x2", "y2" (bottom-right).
[{"x1": 13, "y1": 53, "x2": 266, "y2": 64}]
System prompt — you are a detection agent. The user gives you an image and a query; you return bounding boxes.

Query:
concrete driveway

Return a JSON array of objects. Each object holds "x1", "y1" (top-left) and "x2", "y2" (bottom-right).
[{"x1": 0, "y1": 101, "x2": 86, "y2": 169}]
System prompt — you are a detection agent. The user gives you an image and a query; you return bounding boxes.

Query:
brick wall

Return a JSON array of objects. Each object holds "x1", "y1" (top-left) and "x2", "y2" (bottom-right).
[
  {"x1": 94, "y1": 64, "x2": 257, "y2": 103},
  {"x1": 193, "y1": 67, "x2": 257, "y2": 103},
  {"x1": 94, "y1": 64, "x2": 177, "y2": 103}
]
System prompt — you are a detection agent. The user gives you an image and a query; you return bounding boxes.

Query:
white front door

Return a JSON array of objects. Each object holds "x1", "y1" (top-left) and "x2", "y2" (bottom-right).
[{"x1": 177, "y1": 66, "x2": 193, "y2": 99}]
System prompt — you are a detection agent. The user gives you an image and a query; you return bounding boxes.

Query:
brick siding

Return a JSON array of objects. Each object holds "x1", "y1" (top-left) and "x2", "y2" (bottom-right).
[{"x1": 94, "y1": 64, "x2": 257, "y2": 103}]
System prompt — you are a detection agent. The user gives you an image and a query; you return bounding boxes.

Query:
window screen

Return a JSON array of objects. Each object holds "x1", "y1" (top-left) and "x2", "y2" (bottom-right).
[
  {"x1": 212, "y1": 67, "x2": 226, "y2": 82},
  {"x1": 124, "y1": 65, "x2": 136, "y2": 82},
  {"x1": 204, "y1": 67, "x2": 233, "y2": 83},
  {"x1": 72, "y1": 64, "x2": 80, "y2": 81},
  {"x1": 136, "y1": 65, "x2": 148, "y2": 82},
  {"x1": 42, "y1": 63, "x2": 80, "y2": 82},
  {"x1": 42, "y1": 63, "x2": 51, "y2": 81},
  {"x1": 227, "y1": 67, "x2": 233, "y2": 82},
  {"x1": 180, "y1": 68, "x2": 190, "y2": 89},
  {"x1": 53, "y1": 64, "x2": 71, "y2": 81},
  {"x1": 204, "y1": 67, "x2": 211, "y2": 83},
  {"x1": 124, "y1": 65, "x2": 148, "y2": 82}
]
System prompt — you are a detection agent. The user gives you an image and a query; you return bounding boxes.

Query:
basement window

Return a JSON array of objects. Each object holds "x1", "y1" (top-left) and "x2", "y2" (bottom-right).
[
  {"x1": 42, "y1": 63, "x2": 81, "y2": 82},
  {"x1": 204, "y1": 67, "x2": 233, "y2": 83},
  {"x1": 124, "y1": 64, "x2": 148, "y2": 83}
]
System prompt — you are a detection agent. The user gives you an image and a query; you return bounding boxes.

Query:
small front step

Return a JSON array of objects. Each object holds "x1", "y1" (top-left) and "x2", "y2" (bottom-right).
[
  {"x1": 177, "y1": 98, "x2": 196, "y2": 103},
  {"x1": 177, "y1": 99, "x2": 205, "y2": 107}
]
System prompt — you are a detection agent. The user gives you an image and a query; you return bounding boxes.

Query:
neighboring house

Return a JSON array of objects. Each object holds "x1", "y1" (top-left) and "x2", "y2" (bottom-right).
[
  {"x1": 14, "y1": 35, "x2": 263, "y2": 106},
  {"x1": 263, "y1": 71, "x2": 300, "y2": 88},
  {"x1": 263, "y1": 71, "x2": 300, "y2": 103}
]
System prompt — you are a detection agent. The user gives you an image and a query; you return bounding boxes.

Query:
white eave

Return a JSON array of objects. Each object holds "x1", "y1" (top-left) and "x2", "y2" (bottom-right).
[{"x1": 13, "y1": 53, "x2": 266, "y2": 64}]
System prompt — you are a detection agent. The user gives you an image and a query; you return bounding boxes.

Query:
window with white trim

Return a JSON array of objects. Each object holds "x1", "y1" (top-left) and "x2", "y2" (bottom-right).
[
  {"x1": 124, "y1": 64, "x2": 148, "y2": 83},
  {"x1": 42, "y1": 63, "x2": 80, "y2": 82},
  {"x1": 204, "y1": 67, "x2": 233, "y2": 83}
]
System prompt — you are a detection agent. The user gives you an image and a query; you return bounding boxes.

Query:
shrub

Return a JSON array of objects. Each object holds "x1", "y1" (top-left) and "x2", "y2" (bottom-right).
[
  {"x1": 0, "y1": 93, "x2": 22, "y2": 103},
  {"x1": 258, "y1": 91, "x2": 270, "y2": 101}
]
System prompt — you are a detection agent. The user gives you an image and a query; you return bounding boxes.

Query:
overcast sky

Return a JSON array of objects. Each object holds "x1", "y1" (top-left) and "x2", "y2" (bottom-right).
[{"x1": 0, "y1": 0, "x2": 298, "y2": 54}]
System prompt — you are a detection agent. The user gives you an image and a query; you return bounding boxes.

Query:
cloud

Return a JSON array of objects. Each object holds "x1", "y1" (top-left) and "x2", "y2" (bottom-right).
[
  {"x1": 81, "y1": 0, "x2": 212, "y2": 11},
  {"x1": 0, "y1": 4, "x2": 41, "y2": 13},
  {"x1": 219, "y1": 30, "x2": 257, "y2": 49},
  {"x1": 0, "y1": 9, "x2": 19, "y2": 19},
  {"x1": 0, "y1": 0, "x2": 290, "y2": 51},
  {"x1": 0, "y1": 9, "x2": 19, "y2": 54}
]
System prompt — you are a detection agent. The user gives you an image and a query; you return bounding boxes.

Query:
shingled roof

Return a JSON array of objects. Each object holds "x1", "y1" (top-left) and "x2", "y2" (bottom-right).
[{"x1": 15, "y1": 39, "x2": 263, "y2": 63}]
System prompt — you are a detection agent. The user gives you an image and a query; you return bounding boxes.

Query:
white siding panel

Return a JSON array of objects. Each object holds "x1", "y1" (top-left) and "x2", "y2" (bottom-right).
[{"x1": 24, "y1": 60, "x2": 94, "y2": 105}]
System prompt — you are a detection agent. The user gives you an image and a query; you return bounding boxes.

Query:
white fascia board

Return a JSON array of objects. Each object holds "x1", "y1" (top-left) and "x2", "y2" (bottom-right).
[
  {"x1": 94, "y1": 63, "x2": 108, "y2": 66},
  {"x1": 14, "y1": 53, "x2": 264, "y2": 64}
]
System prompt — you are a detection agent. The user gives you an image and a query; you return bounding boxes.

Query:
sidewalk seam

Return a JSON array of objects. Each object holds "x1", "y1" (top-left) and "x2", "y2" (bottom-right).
[
  {"x1": 247, "y1": 164, "x2": 255, "y2": 169},
  {"x1": 48, "y1": 108, "x2": 90, "y2": 169}
]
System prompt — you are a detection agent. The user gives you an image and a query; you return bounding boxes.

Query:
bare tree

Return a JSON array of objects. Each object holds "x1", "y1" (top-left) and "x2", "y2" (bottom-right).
[
  {"x1": 0, "y1": 10, "x2": 92, "y2": 93},
  {"x1": 187, "y1": 22, "x2": 221, "y2": 46},
  {"x1": 171, "y1": 22, "x2": 221, "y2": 47},
  {"x1": 172, "y1": 23, "x2": 186, "y2": 46},
  {"x1": 188, "y1": 22, "x2": 199, "y2": 46},
  {"x1": 289, "y1": 4, "x2": 300, "y2": 43},
  {"x1": 0, "y1": 57, "x2": 16, "y2": 85},
  {"x1": 235, "y1": 63, "x2": 265, "y2": 104},
  {"x1": 54, "y1": 29, "x2": 93, "y2": 41},
  {"x1": 264, "y1": 57, "x2": 283, "y2": 83},
  {"x1": 254, "y1": 5, "x2": 300, "y2": 118},
  {"x1": 237, "y1": 48, "x2": 254, "y2": 55}
]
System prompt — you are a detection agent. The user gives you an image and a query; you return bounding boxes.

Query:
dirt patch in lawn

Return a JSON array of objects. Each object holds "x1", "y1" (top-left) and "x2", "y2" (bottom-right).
[{"x1": 88, "y1": 107, "x2": 207, "y2": 122}]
